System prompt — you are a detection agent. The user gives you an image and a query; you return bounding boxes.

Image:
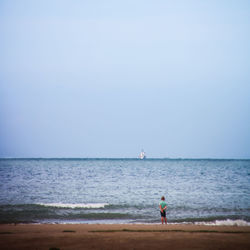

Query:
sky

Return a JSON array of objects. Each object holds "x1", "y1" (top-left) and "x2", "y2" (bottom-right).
[{"x1": 0, "y1": 0, "x2": 250, "y2": 158}]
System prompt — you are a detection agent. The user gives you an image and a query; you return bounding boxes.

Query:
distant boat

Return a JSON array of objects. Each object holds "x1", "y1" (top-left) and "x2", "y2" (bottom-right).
[{"x1": 139, "y1": 150, "x2": 146, "y2": 159}]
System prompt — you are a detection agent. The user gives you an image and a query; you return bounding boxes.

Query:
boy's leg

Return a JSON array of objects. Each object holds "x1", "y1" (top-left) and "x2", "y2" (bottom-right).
[
  {"x1": 161, "y1": 216, "x2": 164, "y2": 224},
  {"x1": 164, "y1": 217, "x2": 167, "y2": 224}
]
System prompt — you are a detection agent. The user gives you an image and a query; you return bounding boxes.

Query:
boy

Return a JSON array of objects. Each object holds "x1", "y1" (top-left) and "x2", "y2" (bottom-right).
[{"x1": 159, "y1": 196, "x2": 167, "y2": 224}]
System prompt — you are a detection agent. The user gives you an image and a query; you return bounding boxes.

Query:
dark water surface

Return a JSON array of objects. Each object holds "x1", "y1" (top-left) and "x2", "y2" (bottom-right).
[{"x1": 0, "y1": 158, "x2": 249, "y2": 225}]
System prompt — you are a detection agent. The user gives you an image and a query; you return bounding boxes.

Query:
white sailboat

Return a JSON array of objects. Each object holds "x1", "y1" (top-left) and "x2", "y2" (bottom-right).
[{"x1": 139, "y1": 150, "x2": 146, "y2": 159}]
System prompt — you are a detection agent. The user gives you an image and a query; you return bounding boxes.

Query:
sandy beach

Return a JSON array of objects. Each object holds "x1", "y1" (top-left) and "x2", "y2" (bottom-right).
[{"x1": 0, "y1": 224, "x2": 250, "y2": 250}]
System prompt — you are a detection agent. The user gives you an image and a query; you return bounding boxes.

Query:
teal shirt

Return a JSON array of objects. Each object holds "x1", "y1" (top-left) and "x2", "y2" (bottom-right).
[{"x1": 159, "y1": 200, "x2": 167, "y2": 210}]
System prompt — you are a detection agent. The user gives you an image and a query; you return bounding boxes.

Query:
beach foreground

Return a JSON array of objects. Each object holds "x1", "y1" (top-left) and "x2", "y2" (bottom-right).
[{"x1": 0, "y1": 224, "x2": 250, "y2": 250}]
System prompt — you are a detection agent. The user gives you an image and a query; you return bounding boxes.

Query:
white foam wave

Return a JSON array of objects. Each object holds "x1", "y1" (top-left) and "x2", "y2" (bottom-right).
[
  {"x1": 38, "y1": 203, "x2": 109, "y2": 209},
  {"x1": 195, "y1": 219, "x2": 250, "y2": 227}
]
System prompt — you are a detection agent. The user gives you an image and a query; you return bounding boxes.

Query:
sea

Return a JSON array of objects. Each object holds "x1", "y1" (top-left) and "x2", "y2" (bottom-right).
[{"x1": 0, "y1": 158, "x2": 249, "y2": 226}]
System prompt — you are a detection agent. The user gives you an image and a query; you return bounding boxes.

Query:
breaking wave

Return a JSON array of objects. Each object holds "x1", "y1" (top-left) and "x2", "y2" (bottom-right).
[
  {"x1": 38, "y1": 203, "x2": 109, "y2": 209},
  {"x1": 195, "y1": 219, "x2": 250, "y2": 227}
]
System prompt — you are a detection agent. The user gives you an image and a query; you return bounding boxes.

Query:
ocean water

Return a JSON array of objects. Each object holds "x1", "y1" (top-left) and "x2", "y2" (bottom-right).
[{"x1": 0, "y1": 158, "x2": 249, "y2": 225}]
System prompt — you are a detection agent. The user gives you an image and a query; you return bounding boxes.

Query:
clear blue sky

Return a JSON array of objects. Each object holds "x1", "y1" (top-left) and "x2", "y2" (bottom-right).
[{"x1": 1, "y1": 0, "x2": 250, "y2": 158}]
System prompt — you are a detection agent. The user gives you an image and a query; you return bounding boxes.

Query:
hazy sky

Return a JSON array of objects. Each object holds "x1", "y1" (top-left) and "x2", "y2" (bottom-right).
[{"x1": 1, "y1": 0, "x2": 250, "y2": 158}]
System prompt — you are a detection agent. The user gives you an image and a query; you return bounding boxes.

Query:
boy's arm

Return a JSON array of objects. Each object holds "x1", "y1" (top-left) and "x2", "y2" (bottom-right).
[
  {"x1": 163, "y1": 205, "x2": 167, "y2": 211},
  {"x1": 159, "y1": 205, "x2": 163, "y2": 212}
]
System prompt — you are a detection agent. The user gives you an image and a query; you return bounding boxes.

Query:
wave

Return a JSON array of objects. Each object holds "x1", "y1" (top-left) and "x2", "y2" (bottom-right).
[
  {"x1": 38, "y1": 203, "x2": 109, "y2": 209},
  {"x1": 0, "y1": 203, "x2": 140, "y2": 210},
  {"x1": 0, "y1": 203, "x2": 249, "y2": 225},
  {"x1": 194, "y1": 219, "x2": 250, "y2": 227}
]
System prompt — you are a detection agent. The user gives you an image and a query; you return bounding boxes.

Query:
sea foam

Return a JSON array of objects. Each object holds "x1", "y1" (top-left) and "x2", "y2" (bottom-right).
[
  {"x1": 38, "y1": 203, "x2": 109, "y2": 209},
  {"x1": 195, "y1": 219, "x2": 250, "y2": 227}
]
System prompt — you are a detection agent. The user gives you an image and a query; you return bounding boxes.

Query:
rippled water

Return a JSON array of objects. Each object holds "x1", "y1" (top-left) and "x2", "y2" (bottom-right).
[{"x1": 0, "y1": 158, "x2": 249, "y2": 224}]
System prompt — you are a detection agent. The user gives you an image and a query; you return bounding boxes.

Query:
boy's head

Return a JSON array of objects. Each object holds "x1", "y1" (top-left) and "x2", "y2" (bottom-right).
[{"x1": 161, "y1": 196, "x2": 165, "y2": 201}]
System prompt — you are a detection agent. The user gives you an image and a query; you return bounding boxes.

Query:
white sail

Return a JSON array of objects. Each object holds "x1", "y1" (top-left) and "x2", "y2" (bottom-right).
[{"x1": 139, "y1": 150, "x2": 146, "y2": 159}]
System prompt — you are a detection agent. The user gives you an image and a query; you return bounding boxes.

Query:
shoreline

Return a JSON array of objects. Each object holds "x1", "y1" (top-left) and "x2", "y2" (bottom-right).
[
  {"x1": 1, "y1": 224, "x2": 250, "y2": 250},
  {"x1": 1, "y1": 218, "x2": 249, "y2": 226}
]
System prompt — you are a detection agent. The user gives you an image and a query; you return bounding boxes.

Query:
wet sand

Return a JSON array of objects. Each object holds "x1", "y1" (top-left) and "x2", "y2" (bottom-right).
[{"x1": 0, "y1": 224, "x2": 250, "y2": 250}]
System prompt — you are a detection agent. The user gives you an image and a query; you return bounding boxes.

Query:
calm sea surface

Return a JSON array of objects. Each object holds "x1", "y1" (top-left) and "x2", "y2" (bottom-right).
[{"x1": 0, "y1": 158, "x2": 249, "y2": 225}]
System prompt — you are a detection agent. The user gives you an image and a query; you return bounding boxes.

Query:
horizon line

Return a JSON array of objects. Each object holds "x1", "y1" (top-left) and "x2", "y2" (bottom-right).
[{"x1": 0, "y1": 157, "x2": 249, "y2": 161}]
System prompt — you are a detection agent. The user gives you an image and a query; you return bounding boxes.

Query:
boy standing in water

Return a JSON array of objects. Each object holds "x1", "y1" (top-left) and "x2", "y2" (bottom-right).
[{"x1": 159, "y1": 196, "x2": 167, "y2": 224}]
